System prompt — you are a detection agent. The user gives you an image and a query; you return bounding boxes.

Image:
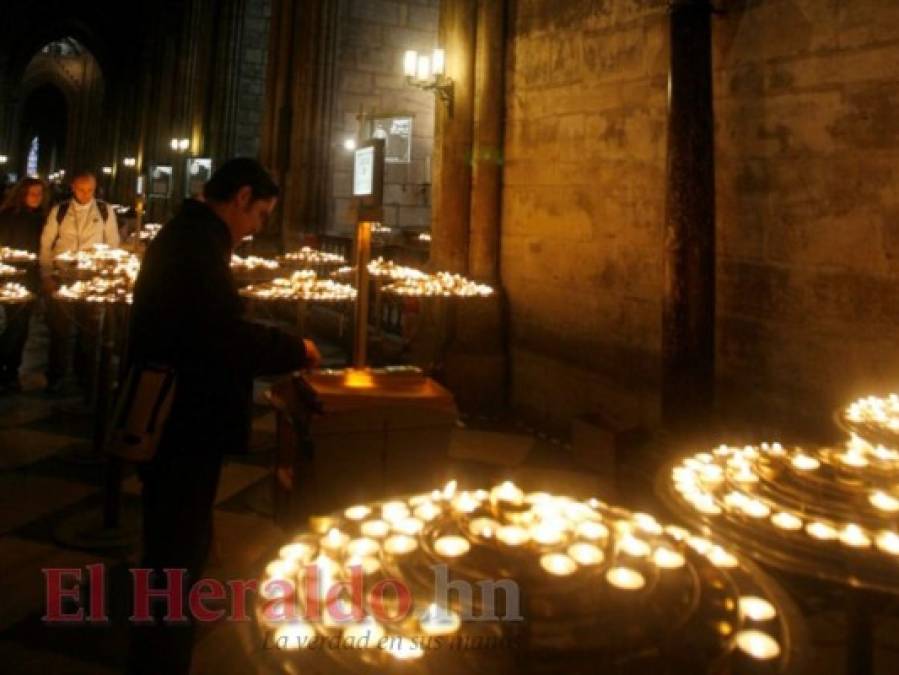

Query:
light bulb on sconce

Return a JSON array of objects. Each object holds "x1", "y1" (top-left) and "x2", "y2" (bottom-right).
[
  {"x1": 122, "y1": 157, "x2": 136, "y2": 168},
  {"x1": 102, "y1": 166, "x2": 113, "y2": 175},
  {"x1": 170, "y1": 138, "x2": 190, "y2": 152},
  {"x1": 0, "y1": 155, "x2": 7, "y2": 165},
  {"x1": 416, "y1": 54, "x2": 431, "y2": 81},
  {"x1": 403, "y1": 50, "x2": 418, "y2": 78},
  {"x1": 403, "y1": 48, "x2": 454, "y2": 112},
  {"x1": 432, "y1": 48, "x2": 445, "y2": 75},
  {"x1": 343, "y1": 138, "x2": 357, "y2": 152}
]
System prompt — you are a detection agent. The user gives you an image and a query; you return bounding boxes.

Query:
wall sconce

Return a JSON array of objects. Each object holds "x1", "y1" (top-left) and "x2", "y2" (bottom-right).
[
  {"x1": 170, "y1": 137, "x2": 190, "y2": 152},
  {"x1": 0, "y1": 155, "x2": 7, "y2": 165},
  {"x1": 343, "y1": 138, "x2": 357, "y2": 152},
  {"x1": 123, "y1": 157, "x2": 137, "y2": 168},
  {"x1": 101, "y1": 166, "x2": 113, "y2": 175},
  {"x1": 403, "y1": 48, "x2": 453, "y2": 109}
]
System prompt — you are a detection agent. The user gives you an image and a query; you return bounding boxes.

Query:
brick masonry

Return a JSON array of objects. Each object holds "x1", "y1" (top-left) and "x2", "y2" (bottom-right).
[
  {"x1": 329, "y1": 0, "x2": 439, "y2": 234},
  {"x1": 714, "y1": 0, "x2": 899, "y2": 432},
  {"x1": 234, "y1": 0, "x2": 271, "y2": 158},
  {"x1": 503, "y1": 0, "x2": 669, "y2": 430},
  {"x1": 504, "y1": 0, "x2": 899, "y2": 435}
]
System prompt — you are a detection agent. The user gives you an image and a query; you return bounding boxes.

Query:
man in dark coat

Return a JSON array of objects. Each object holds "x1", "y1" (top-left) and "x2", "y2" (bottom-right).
[{"x1": 126, "y1": 158, "x2": 320, "y2": 674}]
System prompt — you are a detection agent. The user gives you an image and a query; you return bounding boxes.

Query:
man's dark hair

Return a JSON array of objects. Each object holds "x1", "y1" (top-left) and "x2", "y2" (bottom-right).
[{"x1": 203, "y1": 158, "x2": 279, "y2": 203}]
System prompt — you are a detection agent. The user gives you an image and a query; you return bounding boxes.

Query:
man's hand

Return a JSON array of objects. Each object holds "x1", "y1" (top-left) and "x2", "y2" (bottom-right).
[
  {"x1": 41, "y1": 276, "x2": 57, "y2": 295},
  {"x1": 303, "y1": 339, "x2": 322, "y2": 369}
]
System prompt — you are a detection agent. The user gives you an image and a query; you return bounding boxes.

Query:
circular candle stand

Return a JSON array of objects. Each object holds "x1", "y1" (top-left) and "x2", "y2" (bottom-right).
[
  {"x1": 277, "y1": 248, "x2": 347, "y2": 279},
  {"x1": 0, "y1": 247, "x2": 37, "y2": 266},
  {"x1": 377, "y1": 273, "x2": 495, "y2": 374},
  {"x1": 251, "y1": 482, "x2": 805, "y2": 675},
  {"x1": 230, "y1": 254, "x2": 283, "y2": 286},
  {"x1": 240, "y1": 274, "x2": 357, "y2": 335},
  {"x1": 331, "y1": 259, "x2": 432, "y2": 353},
  {"x1": 658, "y1": 396, "x2": 899, "y2": 675},
  {"x1": 50, "y1": 278, "x2": 138, "y2": 551},
  {"x1": 380, "y1": 272, "x2": 494, "y2": 300},
  {"x1": 0, "y1": 262, "x2": 25, "y2": 279},
  {"x1": 53, "y1": 246, "x2": 140, "y2": 285},
  {"x1": 0, "y1": 282, "x2": 34, "y2": 305}
]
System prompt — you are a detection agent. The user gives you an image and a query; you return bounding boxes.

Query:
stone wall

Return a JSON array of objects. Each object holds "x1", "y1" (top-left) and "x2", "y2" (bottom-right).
[
  {"x1": 714, "y1": 0, "x2": 899, "y2": 433},
  {"x1": 329, "y1": 0, "x2": 439, "y2": 234},
  {"x1": 503, "y1": 0, "x2": 669, "y2": 430},
  {"x1": 234, "y1": 0, "x2": 271, "y2": 157}
]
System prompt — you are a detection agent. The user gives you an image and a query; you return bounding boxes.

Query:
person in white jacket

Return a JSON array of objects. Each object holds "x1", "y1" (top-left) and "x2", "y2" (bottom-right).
[{"x1": 40, "y1": 170, "x2": 120, "y2": 390}]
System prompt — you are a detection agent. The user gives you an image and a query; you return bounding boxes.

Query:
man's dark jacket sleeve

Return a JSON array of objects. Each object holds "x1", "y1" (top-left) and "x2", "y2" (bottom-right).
[{"x1": 128, "y1": 200, "x2": 306, "y2": 457}]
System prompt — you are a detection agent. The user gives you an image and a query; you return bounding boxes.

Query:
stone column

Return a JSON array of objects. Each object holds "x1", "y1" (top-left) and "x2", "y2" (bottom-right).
[
  {"x1": 432, "y1": 0, "x2": 507, "y2": 413},
  {"x1": 661, "y1": 0, "x2": 716, "y2": 429},
  {"x1": 260, "y1": 0, "x2": 338, "y2": 248},
  {"x1": 429, "y1": 0, "x2": 477, "y2": 273},
  {"x1": 205, "y1": 0, "x2": 247, "y2": 160},
  {"x1": 468, "y1": 0, "x2": 505, "y2": 283}
]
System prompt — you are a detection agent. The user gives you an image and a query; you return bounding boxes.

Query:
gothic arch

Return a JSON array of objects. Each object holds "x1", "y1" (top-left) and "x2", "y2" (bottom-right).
[{"x1": 11, "y1": 38, "x2": 105, "y2": 176}]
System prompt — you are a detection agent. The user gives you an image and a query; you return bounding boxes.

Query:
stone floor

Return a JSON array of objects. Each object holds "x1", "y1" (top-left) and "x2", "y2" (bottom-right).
[{"x1": 1, "y1": 305, "x2": 898, "y2": 674}]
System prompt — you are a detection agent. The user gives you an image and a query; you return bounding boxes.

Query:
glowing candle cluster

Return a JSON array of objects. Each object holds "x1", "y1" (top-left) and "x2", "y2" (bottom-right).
[
  {"x1": 257, "y1": 481, "x2": 795, "y2": 671},
  {"x1": 230, "y1": 254, "x2": 280, "y2": 271},
  {"x1": 278, "y1": 247, "x2": 346, "y2": 267},
  {"x1": 56, "y1": 277, "x2": 133, "y2": 304},
  {"x1": 0, "y1": 247, "x2": 36, "y2": 263},
  {"x1": 842, "y1": 394, "x2": 899, "y2": 449},
  {"x1": 240, "y1": 271, "x2": 357, "y2": 302},
  {"x1": 665, "y1": 426, "x2": 899, "y2": 592},
  {"x1": 55, "y1": 245, "x2": 140, "y2": 281},
  {"x1": 0, "y1": 263, "x2": 23, "y2": 277},
  {"x1": 335, "y1": 257, "x2": 429, "y2": 282},
  {"x1": 0, "y1": 282, "x2": 33, "y2": 303},
  {"x1": 382, "y1": 271, "x2": 494, "y2": 298}
]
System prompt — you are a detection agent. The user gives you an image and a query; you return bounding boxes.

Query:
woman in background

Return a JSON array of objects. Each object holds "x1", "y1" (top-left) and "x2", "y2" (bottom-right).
[{"x1": 0, "y1": 177, "x2": 46, "y2": 390}]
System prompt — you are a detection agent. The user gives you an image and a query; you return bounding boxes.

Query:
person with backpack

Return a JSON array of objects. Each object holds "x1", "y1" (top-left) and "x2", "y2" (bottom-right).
[{"x1": 39, "y1": 170, "x2": 119, "y2": 391}]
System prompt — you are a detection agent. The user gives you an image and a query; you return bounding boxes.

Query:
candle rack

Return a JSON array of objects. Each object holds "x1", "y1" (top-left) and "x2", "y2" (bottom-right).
[{"x1": 253, "y1": 481, "x2": 804, "y2": 675}]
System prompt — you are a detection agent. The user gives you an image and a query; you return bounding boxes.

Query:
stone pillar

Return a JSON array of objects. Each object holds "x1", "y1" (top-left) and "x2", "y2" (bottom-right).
[
  {"x1": 429, "y1": 0, "x2": 477, "y2": 273},
  {"x1": 661, "y1": 0, "x2": 716, "y2": 429},
  {"x1": 468, "y1": 0, "x2": 505, "y2": 283},
  {"x1": 261, "y1": 0, "x2": 338, "y2": 248},
  {"x1": 433, "y1": 0, "x2": 507, "y2": 413},
  {"x1": 206, "y1": 0, "x2": 247, "y2": 160}
]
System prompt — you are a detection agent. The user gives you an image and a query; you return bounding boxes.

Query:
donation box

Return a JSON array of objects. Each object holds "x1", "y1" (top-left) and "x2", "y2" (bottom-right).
[{"x1": 267, "y1": 367, "x2": 457, "y2": 528}]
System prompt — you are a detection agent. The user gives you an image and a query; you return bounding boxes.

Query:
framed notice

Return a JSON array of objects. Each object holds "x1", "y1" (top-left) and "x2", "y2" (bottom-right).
[
  {"x1": 185, "y1": 157, "x2": 213, "y2": 197},
  {"x1": 369, "y1": 115, "x2": 413, "y2": 164},
  {"x1": 148, "y1": 164, "x2": 173, "y2": 198}
]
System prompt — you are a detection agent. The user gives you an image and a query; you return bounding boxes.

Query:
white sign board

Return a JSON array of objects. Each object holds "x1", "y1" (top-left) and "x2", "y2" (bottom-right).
[{"x1": 353, "y1": 146, "x2": 375, "y2": 197}]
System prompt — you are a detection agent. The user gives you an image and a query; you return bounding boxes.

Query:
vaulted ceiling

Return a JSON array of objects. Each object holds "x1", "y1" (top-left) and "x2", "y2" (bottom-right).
[{"x1": 0, "y1": 0, "x2": 179, "y2": 84}]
